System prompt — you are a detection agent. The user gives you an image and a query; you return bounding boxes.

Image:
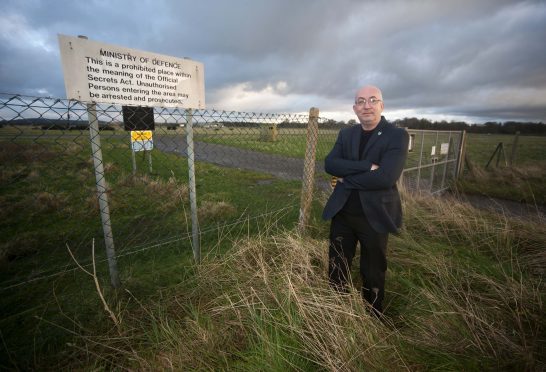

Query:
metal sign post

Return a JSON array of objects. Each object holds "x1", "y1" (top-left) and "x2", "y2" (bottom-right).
[
  {"x1": 59, "y1": 33, "x2": 206, "y2": 268},
  {"x1": 74, "y1": 35, "x2": 120, "y2": 288},
  {"x1": 185, "y1": 109, "x2": 201, "y2": 263},
  {"x1": 131, "y1": 148, "x2": 137, "y2": 175},
  {"x1": 87, "y1": 102, "x2": 121, "y2": 288},
  {"x1": 130, "y1": 130, "x2": 154, "y2": 175}
]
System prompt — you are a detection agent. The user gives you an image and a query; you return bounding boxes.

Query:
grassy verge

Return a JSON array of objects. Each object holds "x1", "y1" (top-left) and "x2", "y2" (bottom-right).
[
  {"x1": 23, "y1": 190, "x2": 543, "y2": 371},
  {"x1": 1, "y1": 128, "x2": 544, "y2": 370},
  {"x1": 0, "y1": 137, "x2": 301, "y2": 370},
  {"x1": 455, "y1": 133, "x2": 546, "y2": 204},
  {"x1": 455, "y1": 161, "x2": 546, "y2": 204}
]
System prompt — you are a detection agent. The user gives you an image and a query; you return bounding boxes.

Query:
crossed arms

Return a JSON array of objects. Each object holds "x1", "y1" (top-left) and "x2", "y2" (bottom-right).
[{"x1": 325, "y1": 128, "x2": 409, "y2": 191}]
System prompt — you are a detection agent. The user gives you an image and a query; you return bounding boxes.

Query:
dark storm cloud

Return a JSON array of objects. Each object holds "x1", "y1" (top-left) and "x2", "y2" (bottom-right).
[{"x1": 0, "y1": 0, "x2": 545, "y2": 122}]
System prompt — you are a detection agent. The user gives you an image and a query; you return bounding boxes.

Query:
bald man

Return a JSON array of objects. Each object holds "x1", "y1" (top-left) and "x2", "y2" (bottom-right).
[{"x1": 323, "y1": 85, "x2": 409, "y2": 316}]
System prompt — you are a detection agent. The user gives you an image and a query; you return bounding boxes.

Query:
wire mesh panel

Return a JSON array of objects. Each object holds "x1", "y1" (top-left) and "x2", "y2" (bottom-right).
[
  {"x1": 1, "y1": 94, "x2": 333, "y2": 294},
  {"x1": 0, "y1": 94, "x2": 324, "y2": 358},
  {"x1": 401, "y1": 129, "x2": 464, "y2": 194},
  {"x1": 0, "y1": 94, "x2": 464, "y2": 289},
  {"x1": 0, "y1": 95, "x2": 103, "y2": 284}
]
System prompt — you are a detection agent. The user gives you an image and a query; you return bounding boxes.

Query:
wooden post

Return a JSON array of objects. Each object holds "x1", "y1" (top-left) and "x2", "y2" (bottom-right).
[
  {"x1": 298, "y1": 107, "x2": 319, "y2": 234},
  {"x1": 509, "y1": 131, "x2": 520, "y2": 166},
  {"x1": 486, "y1": 142, "x2": 506, "y2": 169}
]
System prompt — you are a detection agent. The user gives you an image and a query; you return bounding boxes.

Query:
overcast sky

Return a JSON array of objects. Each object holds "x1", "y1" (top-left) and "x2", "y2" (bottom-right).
[{"x1": 1, "y1": 0, "x2": 545, "y2": 123}]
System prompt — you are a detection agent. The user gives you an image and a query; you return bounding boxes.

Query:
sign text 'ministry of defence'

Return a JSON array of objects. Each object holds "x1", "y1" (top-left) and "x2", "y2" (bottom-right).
[{"x1": 58, "y1": 34, "x2": 205, "y2": 109}]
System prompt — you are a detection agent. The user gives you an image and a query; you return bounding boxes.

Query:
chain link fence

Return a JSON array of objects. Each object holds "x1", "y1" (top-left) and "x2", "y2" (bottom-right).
[
  {"x1": 1, "y1": 94, "x2": 335, "y2": 291},
  {"x1": 1, "y1": 94, "x2": 464, "y2": 362},
  {"x1": 0, "y1": 94, "x2": 465, "y2": 290}
]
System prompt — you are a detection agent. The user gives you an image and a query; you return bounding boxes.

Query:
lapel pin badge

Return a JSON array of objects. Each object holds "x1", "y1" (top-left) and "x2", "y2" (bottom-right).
[{"x1": 378, "y1": 131, "x2": 382, "y2": 136}]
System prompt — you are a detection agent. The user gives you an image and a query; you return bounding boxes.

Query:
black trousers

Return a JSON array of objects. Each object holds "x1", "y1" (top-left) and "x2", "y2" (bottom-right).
[{"x1": 328, "y1": 211, "x2": 389, "y2": 313}]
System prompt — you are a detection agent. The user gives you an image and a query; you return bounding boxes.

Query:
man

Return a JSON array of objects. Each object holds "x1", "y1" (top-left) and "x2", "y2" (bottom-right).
[{"x1": 322, "y1": 85, "x2": 409, "y2": 316}]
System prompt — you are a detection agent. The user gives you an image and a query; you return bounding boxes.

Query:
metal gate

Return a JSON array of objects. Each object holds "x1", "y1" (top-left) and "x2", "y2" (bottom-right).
[{"x1": 401, "y1": 129, "x2": 465, "y2": 194}]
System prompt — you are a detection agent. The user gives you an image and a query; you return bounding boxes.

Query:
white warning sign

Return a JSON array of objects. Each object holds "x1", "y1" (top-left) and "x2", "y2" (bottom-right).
[{"x1": 58, "y1": 34, "x2": 205, "y2": 109}]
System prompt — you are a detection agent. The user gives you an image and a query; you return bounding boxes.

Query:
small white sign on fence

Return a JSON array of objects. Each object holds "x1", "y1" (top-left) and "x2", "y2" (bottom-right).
[
  {"x1": 58, "y1": 34, "x2": 205, "y2": 109},
  {"x1": 440, "y1": 143, "x2": 449, "y2": 155},
  {"x1": 131, "y1": 130, "x2": 153, "y2": 152}
]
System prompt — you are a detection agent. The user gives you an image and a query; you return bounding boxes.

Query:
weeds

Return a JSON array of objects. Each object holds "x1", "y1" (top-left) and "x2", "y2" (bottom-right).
[
  {"x1": 54, "y1": 190, "x2": 545, "y2": 371},
  {"x1": 198, "y1": 200, "x2": 237, "y2": 221},
  {"x1": 456, "y1": 160, "x2": 546, "y2": 204},
  {"x1": 1, "y1": 136, "x2": 544, "y2": 370}
]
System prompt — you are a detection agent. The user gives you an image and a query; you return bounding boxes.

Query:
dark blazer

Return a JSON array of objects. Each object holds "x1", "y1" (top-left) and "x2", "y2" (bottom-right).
[{"x1": 322, "y1": 117, "x2": 409, "y2": 233}]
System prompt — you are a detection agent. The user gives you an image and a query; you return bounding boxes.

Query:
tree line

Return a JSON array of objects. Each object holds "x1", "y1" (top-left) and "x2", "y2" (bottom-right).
[
  {"x1": 279, "y1": 118, "x2": 546, "y2": 134},
  {"x1": 391, "y1": 117, "x2": 546, "y2": 135},
  {"x1": 3, "y1": 117, "x2": 545, "y2": 135}
]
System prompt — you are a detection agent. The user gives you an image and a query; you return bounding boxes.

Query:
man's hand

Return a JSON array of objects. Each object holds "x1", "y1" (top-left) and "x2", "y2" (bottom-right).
[{"x1": 332, "y1": 164, "x2": 378, "y2": 188}]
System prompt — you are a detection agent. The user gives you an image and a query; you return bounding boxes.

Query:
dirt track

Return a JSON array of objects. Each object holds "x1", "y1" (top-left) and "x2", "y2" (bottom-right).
[{"x1": 154, "y1": 135, "x2": 325, "y2": 181}]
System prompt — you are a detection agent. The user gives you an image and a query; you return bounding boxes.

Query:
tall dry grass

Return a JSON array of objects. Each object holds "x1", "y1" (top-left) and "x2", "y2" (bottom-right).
[
  {"x1": 393, "y1": 192, "x2": 545, "y2": 369},
  {"x1": 457, "y1": 160, "x2": 546, "y2": 205},
  {"x1": 62, "y1": 191, "x2": 544, "y2": 371}
]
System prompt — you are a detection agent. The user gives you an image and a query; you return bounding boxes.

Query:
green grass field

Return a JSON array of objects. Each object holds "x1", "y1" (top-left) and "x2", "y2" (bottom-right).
[
  {"x1": 457, "y1": 133, "x2": 546, "y2": 203},
  {"x1": 465, "y1": 133, "x2": 546, "y2": 166},
  {"x1": 0, "y1": 135, "x2": 302, "y2": 370},
  {"x1": 191, "y1": 128, "x2": 546, "y2": 203},
  {"x1": 1, "y1": 126, "x2": 545, "y2": 370}
]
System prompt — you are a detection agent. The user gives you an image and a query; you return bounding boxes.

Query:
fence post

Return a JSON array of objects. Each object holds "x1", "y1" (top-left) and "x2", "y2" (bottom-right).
[
  {"x1": 429, "y1": 131, "x2": 440, "y2": 193},
  {"x1": 298, "y1": 107, "x2": 319, "y2": 234},
  {"x1": 439, "y1": 132, "x2": 453, "y2": 191},
  {"x1": 416, "y1": 131, "x2": 426, "y2": 191},
  {"x1": 486, "y1": 142, "x2": 506, "y2": 169},
  {"x1": 455, "y1": 130, "x2": 466, "y2": 179},
  {"x1": 185, "y1": 108, "x2": 201, "y2": 263},
  {"x1": 509, "y1": 131, "x2": 520, "y2": 166},
  {"x1": 131, "y1": 148, "x2": 137, "y2": 175},
  {"x1": 147, "y1": 150, "x2": 153, "y2": 173},
  {"x1": 87, "y1": 103, "x2": 121, "y2": 288}
]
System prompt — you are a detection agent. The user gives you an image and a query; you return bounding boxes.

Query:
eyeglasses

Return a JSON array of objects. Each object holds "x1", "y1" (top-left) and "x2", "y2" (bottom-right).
[{"x1": 354, "y1": 98, "x2": 382, "y2": 107}]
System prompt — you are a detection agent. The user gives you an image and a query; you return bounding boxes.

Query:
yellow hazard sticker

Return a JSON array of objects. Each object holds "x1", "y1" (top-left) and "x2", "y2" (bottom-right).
[{"x1": 131, "y1": 130, "x2": 153, "y2": 142}]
